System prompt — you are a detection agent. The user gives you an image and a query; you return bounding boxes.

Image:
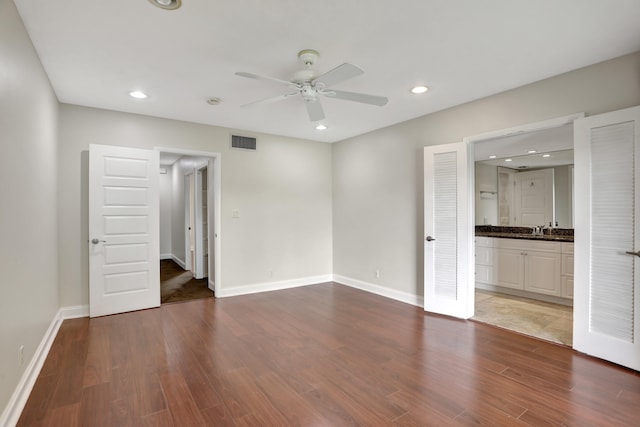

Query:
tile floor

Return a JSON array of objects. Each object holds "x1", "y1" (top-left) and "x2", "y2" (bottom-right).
[{"x1": 473, "y1": 289, "x2": 573, "y2": 346}]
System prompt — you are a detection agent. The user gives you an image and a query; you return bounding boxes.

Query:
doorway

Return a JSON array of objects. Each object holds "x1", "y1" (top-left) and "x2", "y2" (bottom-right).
[
  {"x1": 157, "y1": 148, "x2": 221, "y2": 303},
  {"x1": 466, "y1": 115, "x2": 580, "y2": 345}
]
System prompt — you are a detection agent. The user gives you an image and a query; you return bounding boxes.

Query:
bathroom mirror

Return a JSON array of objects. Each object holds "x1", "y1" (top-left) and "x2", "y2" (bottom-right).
[{"x1": 475, "y1": 149, "x2": 574, "y2": 228}]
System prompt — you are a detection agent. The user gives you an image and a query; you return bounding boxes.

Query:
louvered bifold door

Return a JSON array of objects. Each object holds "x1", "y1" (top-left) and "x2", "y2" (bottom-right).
[
  {"x1": 574, "y1": 106, "x2": 640, "y2": 370},
  {"x1": 423, "y1": 142, "x2": 473, "y2": 319}
]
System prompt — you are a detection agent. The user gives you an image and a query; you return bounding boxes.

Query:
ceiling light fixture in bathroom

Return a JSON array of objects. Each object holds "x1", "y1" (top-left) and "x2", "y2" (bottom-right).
[
  {"x1": 148, "y1": 0, "x2": 182, "y2": 10},
  {"x1": 411, "y1": 85, "x2": 429, "y2": 94},
  {"x1": 129, "y1": 90, "x2": 148, "y2": 99}
]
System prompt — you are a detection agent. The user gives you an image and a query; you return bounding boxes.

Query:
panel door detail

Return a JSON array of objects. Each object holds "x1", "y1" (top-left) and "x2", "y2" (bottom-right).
[{"x1": 89, "y1": 144, "x2": 160, "y2": 317}]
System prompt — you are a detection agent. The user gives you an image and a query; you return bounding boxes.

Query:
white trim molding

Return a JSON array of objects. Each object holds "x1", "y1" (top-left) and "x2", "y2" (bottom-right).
[
  {"x1": 160, "y1": 253, "x2": 173, "y2": 260},
  {"x1": 0, "y1": 305, "x2": 89, "y2": 427},
  {"x1": 171, "y1": 255, "x2": 186, "y2": 270},
  {"x1": 333, "y1": 275, "x2": 424, "y2": 307},
  {"x1": 216, "y1": 275, "x2": 333, "y2": 298}
]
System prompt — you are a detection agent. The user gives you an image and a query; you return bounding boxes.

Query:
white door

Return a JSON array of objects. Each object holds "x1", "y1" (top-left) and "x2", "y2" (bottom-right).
[
  {"x1": 574, "y1": 105, "x2": 640, "y2": 370},
  {"x1": 424, "y1": 142, "x2": 473, "y2": 318},
  {"x1": 194, "y1": 166, "x2": 206, "y2": 279},
  {"x1": 515, "y1": 169, "x2": 554, "y2": 226},
  {"x1": 89, "y1": 144, "x2": 160, "y2": 317}
]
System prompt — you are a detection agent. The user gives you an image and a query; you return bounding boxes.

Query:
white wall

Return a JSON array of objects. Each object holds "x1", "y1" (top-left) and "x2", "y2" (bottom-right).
[
  {"x1": 58, "y1": 105, "x2": 333, "y2": 306},
  {"x1": 553, "y1": 165, "x2": 572, "y2": 228},
  {"x1": 333, "y1": 51, "x2": 640, "y2": 299},
  {"x1": 475, "y1": 163, "x2": 498, "y2": 225},
  {"x1": 0, "y1": 0, "x2": 59, "y2": 415},
  {"x1": 159, "y1": 166, "x2": 173, "y2": 257}
]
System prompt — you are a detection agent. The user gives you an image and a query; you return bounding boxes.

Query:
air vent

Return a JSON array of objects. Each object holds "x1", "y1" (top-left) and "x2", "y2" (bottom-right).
[{"x1": 231, "y1": 135, "x2": 257, "y2": 151}]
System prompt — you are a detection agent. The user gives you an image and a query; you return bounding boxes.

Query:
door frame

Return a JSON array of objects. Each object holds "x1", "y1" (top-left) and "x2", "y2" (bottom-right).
[
  {"x1": 157, "y1": 147, "x2": 222, "y2": 296},
  {"x1": 462, "y1": 113, "x2": 584, "y2": 319}
]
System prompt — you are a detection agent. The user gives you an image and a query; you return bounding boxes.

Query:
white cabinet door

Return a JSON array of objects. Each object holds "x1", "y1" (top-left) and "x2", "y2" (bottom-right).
[
  {"x1": 574, "y1": 105, "x2": 640, "y2": 371},
  {"x1": 424, "y1": 142, "x2": 472, "y2": 318},
  {"x1": 496, "y1": 249, "x2": 524, "y2": 290},
  {"x1": 524, "y1": 251, "x2": 561, "y2": 296},
  {"x1": 89, "y1": 144, "x2": 160, "y2": 317}
]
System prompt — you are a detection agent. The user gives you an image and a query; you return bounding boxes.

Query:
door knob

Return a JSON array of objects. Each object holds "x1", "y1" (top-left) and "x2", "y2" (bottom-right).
[
  {"x1": 625, "y1": 250, "x2": 640, "y2": 257},
  {"x1": 426, "y1": 236, "x2": 436, "y2": 242},
  {"x1": 91, "y1": 238, "x2": 107, "y2": 244}
]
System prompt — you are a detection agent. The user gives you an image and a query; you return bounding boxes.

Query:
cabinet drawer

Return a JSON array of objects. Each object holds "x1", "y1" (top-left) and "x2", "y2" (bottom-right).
[
  {"x1": 475, "y1": 236, "x2": 493, "y2": 247},
  {"x1": 561, "y1": 242, "x2": 574, "y2": 254},
  {"x1": 496, "y1": 238, "x2": 560, "y2": 253},
  {"x1": 475, "y1": 246, "x2": 493, "y2": 265},
  {"x1": 562, "y1": 254, "x2": 574, "y2": 277}
]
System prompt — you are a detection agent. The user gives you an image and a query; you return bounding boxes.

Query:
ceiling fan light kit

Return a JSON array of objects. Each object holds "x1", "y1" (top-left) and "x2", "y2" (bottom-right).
[
  {"x1": 235, "y1": 49, "x2": 388, "y2": 123},
  {"x1": 148, "y1": 0, "x2": 181, "y2": 10}
]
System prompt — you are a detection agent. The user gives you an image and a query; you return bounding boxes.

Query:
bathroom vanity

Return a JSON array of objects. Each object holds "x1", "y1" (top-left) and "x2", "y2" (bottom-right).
[{"x1": 475, "y1": 226, "x2": 574, "y2": 305}]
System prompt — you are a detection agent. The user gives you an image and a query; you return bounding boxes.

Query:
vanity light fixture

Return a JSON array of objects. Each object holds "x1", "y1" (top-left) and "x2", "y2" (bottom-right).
[
  {"x1": 129, "y1": 91, "x2": 148, "y2": 99},
  {"x1": 148, "y1": 0, "x2": 181, "y2": 10},
  {"x1": 542, "y1": 153, "x2": 551, "y2": 158},
  {"x1": 505, "y1": 158, "x2": 513, "y2": 162},
  {"x1": 411, "y1": 85, "x2": 429, "y2": 94},
  {"x1": 489, "y1": 155, "x2": 497, "y2": 159},
  {"x1": 527, "y1": 150, "x2": 537, "y2": 154},
  {"x1": 315, "y1": 124, "x2": 328, "y2": 130}
]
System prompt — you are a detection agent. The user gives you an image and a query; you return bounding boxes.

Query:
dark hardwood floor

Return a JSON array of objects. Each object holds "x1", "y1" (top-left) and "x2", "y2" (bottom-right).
[
  {"x1": 160, "y1": 259, "x2": 213, "y2": 304},
  {"x1": 18, "y1": 283, "x2": 640, "y2": 426}
]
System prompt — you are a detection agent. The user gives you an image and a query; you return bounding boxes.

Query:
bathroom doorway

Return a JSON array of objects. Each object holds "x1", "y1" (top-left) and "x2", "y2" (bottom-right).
[{"x1": 468, "y1": 116, "x2": 577, "y2": 345}]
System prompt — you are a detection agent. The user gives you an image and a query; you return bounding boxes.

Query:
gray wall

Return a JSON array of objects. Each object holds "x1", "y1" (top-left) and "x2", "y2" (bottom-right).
[
  {"x1": 333, "y1": 52, "x2": 640, "y2": 298},
  {"x1": 0, "y1": 0, "x2": 60, "y2": 414},
  {"x1": 58, "y1": 105, "x2": 333, "y2": 306}
]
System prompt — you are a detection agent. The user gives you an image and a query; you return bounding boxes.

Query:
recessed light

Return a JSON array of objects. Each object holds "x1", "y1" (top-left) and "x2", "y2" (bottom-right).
[
  {"x1": 129, "y1": 91, "x2": 148, "y2": 99},
  {"x1": 489, "y1": 155, "x2": 497, "y2": 159},
  {"x1": 505, "y1": 158, "x2": 513, "y2": 162},
  {"x1": 542, "y1": 154, "x2": 551, "y2": 158},
  {"x1": 206, "y1": 97, "x2": 222, "y2": 106},
  {"x1": 527, "y1": 150, "x2": 537, "y2": 154},
  {"x1": 411, "y1": 85, "x2": 429, "y2": 94},
  {"x1": 148, "y1": 0, "x2": 181, "y2": 10},
  {"x1": 315, "y1": 124, "x2": 328, "y2": 130}
]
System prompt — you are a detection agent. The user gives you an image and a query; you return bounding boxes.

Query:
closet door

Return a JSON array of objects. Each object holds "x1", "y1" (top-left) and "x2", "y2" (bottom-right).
[
  {"x1": 573, "y1": 105, "x2": 640, "y2": 370},
  {"x1": 423, "y1": 142, "x2": 473, "y2": 318}
]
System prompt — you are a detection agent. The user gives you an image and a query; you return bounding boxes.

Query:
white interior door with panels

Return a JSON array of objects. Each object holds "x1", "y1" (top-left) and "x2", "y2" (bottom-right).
[
  {"x1": 574, "y1": 105, "x2": 640, "y2": 371},
  {"x1": 424, "y1": 142, "x2": 473, "y2": 319},
  {"x1": 89, "y1": 144, "x2": 160, "y2": 317}
]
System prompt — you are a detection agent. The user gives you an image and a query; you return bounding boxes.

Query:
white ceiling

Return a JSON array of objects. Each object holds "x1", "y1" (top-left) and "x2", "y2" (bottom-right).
[{"x1": 14, "y1": 0, "x2": 640, "y2": 143}]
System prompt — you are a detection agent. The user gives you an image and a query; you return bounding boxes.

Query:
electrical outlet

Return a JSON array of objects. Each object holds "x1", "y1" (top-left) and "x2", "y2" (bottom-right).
[
  {"x1": 375, "y1": 269, "x2": 380, "y2": 278},
  {"x1": 231, "y1": 209, "x2": 240, "y2": 219},
  {"x1": 19, "y1": 345, "x2": 24, "y2": 366}
]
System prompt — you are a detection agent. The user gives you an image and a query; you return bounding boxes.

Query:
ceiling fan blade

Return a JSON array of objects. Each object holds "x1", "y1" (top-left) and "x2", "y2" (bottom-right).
[
  {"x1": 312, "y1": 63, "x2": 364, "y2": 88},
  {"x1": 305, "y1": 99, "x2": 325, "y2": 122},
  {"x1": 241, "y1": 92, "x2": 298, "y2": 108},
  {"x1": 235, "y1": 71, "x2": 298, "y2": 88},
  {"x1": 324, "y1": 89, "x2": 388, "y2": 106}
]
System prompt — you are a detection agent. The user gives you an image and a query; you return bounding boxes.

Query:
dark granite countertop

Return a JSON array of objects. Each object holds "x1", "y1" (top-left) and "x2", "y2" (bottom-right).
[{"x1": 475, "y1": 226, "x2": 574, "y2": 243}]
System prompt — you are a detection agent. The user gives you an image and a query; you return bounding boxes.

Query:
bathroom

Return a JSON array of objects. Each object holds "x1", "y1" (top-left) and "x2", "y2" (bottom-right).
[{"x1": 472, "y1": 124, "x2": 574, "y2": 345}]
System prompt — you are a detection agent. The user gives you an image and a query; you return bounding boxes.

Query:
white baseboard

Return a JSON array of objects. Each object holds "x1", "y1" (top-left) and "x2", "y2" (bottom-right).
[
  {"x1": 160, "y1": 253, "x2": 172, "y2": 260},
  {"x1": 216, "y1": 274, "x2": 333, "y2": 298},
  {"x1": 171, "y1": 255, "x2": 186, "y2": 270},
  {"x1": 0, "y1": 305, "x2": 89, "y2": 427},
  {"x1": 333, "y1": 274, "x2": 424, "y2": 307}
]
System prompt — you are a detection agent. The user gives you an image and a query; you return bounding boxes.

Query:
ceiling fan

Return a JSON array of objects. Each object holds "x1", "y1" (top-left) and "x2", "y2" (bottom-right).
[{"x1": 235, "y1": 49, "x2": 388, "y2": 122}]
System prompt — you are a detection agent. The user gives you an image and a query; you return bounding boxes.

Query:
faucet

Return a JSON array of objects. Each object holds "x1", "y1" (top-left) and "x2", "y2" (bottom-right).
[{"x1": 532, "y1": 225, "x2": 546, "y2": 236}]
